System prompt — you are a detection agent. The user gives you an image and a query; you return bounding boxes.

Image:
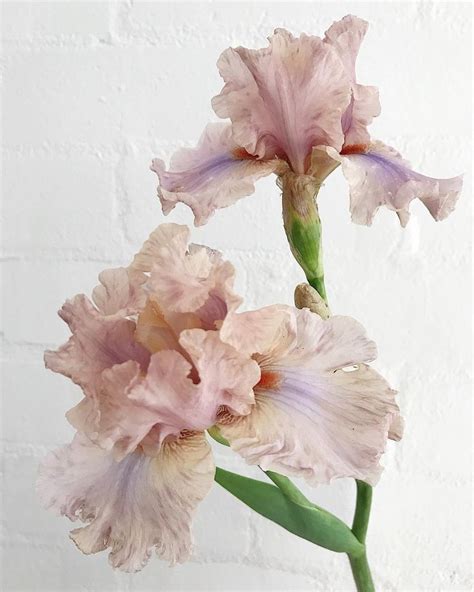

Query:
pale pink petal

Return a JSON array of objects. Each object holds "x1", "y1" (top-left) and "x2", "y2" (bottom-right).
[
  {"x1": 219, "y1": 307, "x2": 399, "y2": 485},
  {"x1": 44, "y1": 295, "x2": 150, "y2": 396},
  {"x1": 324, "y1": 15, "x2": 380, "y2": 147},
  {"x1": 147, "y1": 247, "x2": 241, "y2": 329},
  {"x1": 151, "y1": 123, "x2": 278, "y2": 225},
  {"x1": 212, "y1": 29, "x2": 351, "y2": 173},
  {"x1": 128, "y1": 350, "x2": 208, "y2": 441},
  {"x1": 219, "y1": 304, "x2": 296, "y2": 358},
  {"x1": 129, "y1": 331, "x2": 260, "y2": 443},
  {"x1": 68, "y1": 327, "x2": 259, "y2": 457},
  {"x1": 66, "y1": 361, "x2": 161, "y2": 460},
  {"x1": 92, "y1": 268, "x2": 147, "y2": 317},
  {"x1": 179, "y1": 329, "x2": 260, "y2": 416},
  {"x1": 389, "y1": 412, "x2": 404, "y2": 441},
  {"x1": 341, "y1": 84, "x2": 380, "y2": 148},
  {"x1": 37, "y1": 432, "x2": 214, "y2": 572},
  {"x1": 318, "y1": 142, "x2": 463, "y2": 226},
  {"x1": 130, "y1": 224, "x2": 242, "y2": 330},
  {"x1": 324, "y1": 15, "x2": 367, "y2": 80},
  {"x1": 131, "y1": 223, "x2": 189, "y2": 274}
]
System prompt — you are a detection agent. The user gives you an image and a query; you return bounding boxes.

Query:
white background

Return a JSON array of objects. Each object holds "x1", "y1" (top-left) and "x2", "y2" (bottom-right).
[{"x1": 1, "y1": 1, "x2": 472, "y2": 591}]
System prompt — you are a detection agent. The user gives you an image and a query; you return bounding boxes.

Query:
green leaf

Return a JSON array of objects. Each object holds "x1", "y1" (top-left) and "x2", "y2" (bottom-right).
[{"x1": 215, "y1": 467, "x2": 363, "y2": 555}]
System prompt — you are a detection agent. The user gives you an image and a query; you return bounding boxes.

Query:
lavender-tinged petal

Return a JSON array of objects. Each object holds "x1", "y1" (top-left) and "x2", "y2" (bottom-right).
[
  {"x1": 219, "y1": 307, "x2": 400, "y2": 485},
  {"x1": 152, "y1": 123, "x2": 277, "y2": 225},
  {"x1": 37, "y1": 432, "x2": 214, "y2": 572},
  {"x1": 319, "y1": 142, "x2": 462, "y2": 226}
]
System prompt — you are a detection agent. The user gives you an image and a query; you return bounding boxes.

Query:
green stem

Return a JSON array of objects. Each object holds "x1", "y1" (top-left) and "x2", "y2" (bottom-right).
[
  {"x1": 349, "y1": 551, "x2": 375, "y2": 592},
  {"x1": 208, "y1": 427, "x2": 313, "y2": 508},
  {"x1": 352, "y1": 480, "x2": 372, "y2": 544},
  {"x1": 348, "y1": 481, "x2": 375, "y2": 592}
]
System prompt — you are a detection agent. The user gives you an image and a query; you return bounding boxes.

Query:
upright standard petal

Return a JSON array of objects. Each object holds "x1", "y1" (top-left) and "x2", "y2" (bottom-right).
[
  {"x1": 151, "y1": 123, "x2": 278, "y2": 225},
  {"x1": 128, "y1": 330, "x2": 260, "y2": 449},
  {"x1": 324, "y1": 15, "x2": 380, "y2": 147},
  {"x1": 212, "y1": 29, "x2": 351, "y2": 173},
  {"x1": 69, "y1": 328, "x2": 259, "y2": 458},
  {"x1": 66, "y1": 360, "x2": 160, "y2": 459},
  {"x1": 37, "y1": 432, "x2": 214, "y2": 572},
  {"x1": 218, "y1": 306, "x2": 399, "y2": 485},
  {"x1": 132, "y1": 224, "x2": 242, "y2": 331},
  {"x1": 44, "y1": 295, "x2": 150, "y2": 396},
  {"x1": 320, "y1": 142, "x2": 463, "y2": 226},
  {"x1": 92, "y1": 267, "x2": 147, "y2": 317}
]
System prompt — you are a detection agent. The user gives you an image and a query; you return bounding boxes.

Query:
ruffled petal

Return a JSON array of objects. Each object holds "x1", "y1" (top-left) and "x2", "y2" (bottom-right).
[
  {"x1": 131, "y1": 224, "x2": 242, "y2": 331},
  {"x1": 151, "y1": 123, "x2": 277, "y2": 225},
  {"x1": 324, "y1": 15, "x2": 367, "y2": 80},
  {"x1": 179, "y1": 329, "x2": 260, "y2": 416},
  {"x1": 324, "y1": 15, "x2": 380, "y2": 147},
  {"x1": 37, "y1": 432, "x2": 214, "y2": 572},
  {"x1": 212, "y1": 29, "x2": 351, "y2": 173},
  {"x1": 319, "y1": 142, "x2": 463, "y2": 226},
  {"x1": 135, "y1": 299, "x2": 183, "y2": 354},
  {"x1": 92, "y1": 268, "x2": 147, "y2": 317},
  {"x1": 218, "y1": 307, "x2": 399, "y2": 485},
  {"x1": 341, "y1": 84, "x2": 380, "y2": 148},
  {"x1": 44, "y1": 295, "x2": 150, "y2": 396},
  {"x1": 68, "y1": 326, "x2": 259, "y2": 457},
  {"x1": 128, "y1": 331, "x2": 259, "y2": 447},
  {"x1": 66, "y1": 361, "x2": 161, "y2": 459},
  {"x1": 219, "y1": 304, "x2": 296, "y2": 358},
  {"x1": 130, "y1": 223, "x2": 189, "y2": 274}
]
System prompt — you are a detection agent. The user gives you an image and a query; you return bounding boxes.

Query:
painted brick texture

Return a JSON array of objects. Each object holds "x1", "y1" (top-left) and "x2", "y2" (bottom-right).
[{"x1": 1, "y1": 2, "x2": 472, "y2": 591}]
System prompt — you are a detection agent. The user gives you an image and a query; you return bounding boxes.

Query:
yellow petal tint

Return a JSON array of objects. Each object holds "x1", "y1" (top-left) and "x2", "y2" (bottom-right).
[{"x1": 135, "y1": 299, "x2": 179, "y2": 354}]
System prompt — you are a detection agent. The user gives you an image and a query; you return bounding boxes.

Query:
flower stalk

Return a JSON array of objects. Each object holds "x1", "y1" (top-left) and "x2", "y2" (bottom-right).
[
  {"x1": 348, "y1": 481, "x2": 375, "y2": 592},
  {"x1": 283, "y1": 180, "x2": 375, "y2": 590}
]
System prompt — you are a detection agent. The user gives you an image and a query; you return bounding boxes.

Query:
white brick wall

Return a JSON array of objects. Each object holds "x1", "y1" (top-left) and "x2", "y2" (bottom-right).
[{"x1": 1, "y1": 2, "x2": 471, "y2": 591}]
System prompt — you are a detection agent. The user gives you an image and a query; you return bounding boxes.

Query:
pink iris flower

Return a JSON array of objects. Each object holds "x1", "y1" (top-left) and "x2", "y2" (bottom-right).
[
  {"x1": 39, "y1": 224, "x2": 400, "y2": 572},
  {"x1": 152, "y1": 15, "x2": 462, "y2": 227}
]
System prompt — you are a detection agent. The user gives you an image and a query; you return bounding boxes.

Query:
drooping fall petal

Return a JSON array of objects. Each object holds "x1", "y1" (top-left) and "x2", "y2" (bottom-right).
[
  {"x1": 212, "y1": 28, "x2": 351, "y2": 173},
  {"x1": 151, "y1": 123, "x2": 278, "y2": 225},
  {"x1": 318, "y1": 142, "x2": 463, "y2": 226},
  {"x1": 37, "y1": 432, "x2": 214, "y2": 572},
  {"x1": 219, "y1": 306, "x2": 400, "y2": 485}
]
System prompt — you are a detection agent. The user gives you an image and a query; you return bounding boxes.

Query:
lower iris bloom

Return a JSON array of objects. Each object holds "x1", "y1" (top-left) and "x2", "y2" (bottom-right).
[{"x1": 39, "y1": 224, "x2": 401, "y2": 572}]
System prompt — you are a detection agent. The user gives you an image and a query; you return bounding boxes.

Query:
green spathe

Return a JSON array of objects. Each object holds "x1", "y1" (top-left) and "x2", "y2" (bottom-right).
[
  {"x1": 280, "y1": 172, "x2": 327, "y2": 302},
  {"x1": 215, "y1": 467, "x2": 364, "y2": 556}
]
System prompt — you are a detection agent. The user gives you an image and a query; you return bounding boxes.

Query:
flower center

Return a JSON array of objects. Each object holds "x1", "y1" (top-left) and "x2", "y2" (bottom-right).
[
  {"x1": 340, "y1": 144, "x2": 368, "y2": 155},
  {"x1": 257, "y1": 370, "x2": 282, "y2": 391},
  {"x1": 231, "y1": 147, "x2": 259, "y2": 160}
]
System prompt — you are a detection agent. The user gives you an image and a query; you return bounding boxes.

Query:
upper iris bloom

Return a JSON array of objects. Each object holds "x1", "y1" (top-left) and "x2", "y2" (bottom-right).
[{"x1": 152, "y1": 15, "x2": 462, "y2": 227}]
